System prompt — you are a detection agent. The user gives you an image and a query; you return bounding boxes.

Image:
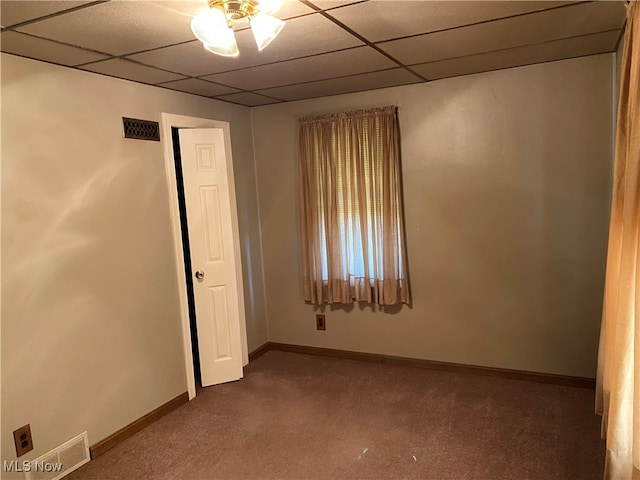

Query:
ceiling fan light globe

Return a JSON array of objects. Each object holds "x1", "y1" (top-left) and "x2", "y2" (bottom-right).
[
  {"x1": 192, "y1": 8, "x2": 239, "y2": 57},
  {"x1": 257, "y1": 0, "x2": 282, "y2": 15},
  {"x1": 204, "y1": 39, "x2": 239, "y2": 57},
  {"x1": 191, "y1": 8, "x2": 229, "y2": 45},
  {"x1": 250, "y1": 12, "x2": 285, "y2": 51}
]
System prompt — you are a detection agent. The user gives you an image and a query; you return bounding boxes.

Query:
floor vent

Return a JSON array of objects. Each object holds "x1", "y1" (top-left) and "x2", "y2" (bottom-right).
[
  {"x1": 122, "y1": 117, "x2": 160, "y2": 141},
  {"x1": 25, "y1": 432, "x2": 90, "y2": 480}
]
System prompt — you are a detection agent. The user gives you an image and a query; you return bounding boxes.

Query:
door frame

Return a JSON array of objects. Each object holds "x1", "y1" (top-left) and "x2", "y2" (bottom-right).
[{"x1": 161, "y1": 113, "x2": 249, "y2": 400}]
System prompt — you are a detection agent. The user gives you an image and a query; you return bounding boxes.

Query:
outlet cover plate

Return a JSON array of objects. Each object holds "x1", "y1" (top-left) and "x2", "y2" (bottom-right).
[{"x1": 13, "y1": 424, "x2": 33, "y2": 457}]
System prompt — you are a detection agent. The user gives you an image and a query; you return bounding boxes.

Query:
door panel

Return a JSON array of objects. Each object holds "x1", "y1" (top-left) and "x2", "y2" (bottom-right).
[
  {"x1": 179, "y1": 128, "x2": 243, "y2": 387},
  {"x1": 200, "y1": 186, "x2": 224, "y2": 262}
]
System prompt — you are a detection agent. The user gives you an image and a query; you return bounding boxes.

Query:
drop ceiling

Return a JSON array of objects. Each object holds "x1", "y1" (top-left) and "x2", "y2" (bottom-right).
[{"x1": 0, "y1": 0, "x2": 626, "y2": 106}]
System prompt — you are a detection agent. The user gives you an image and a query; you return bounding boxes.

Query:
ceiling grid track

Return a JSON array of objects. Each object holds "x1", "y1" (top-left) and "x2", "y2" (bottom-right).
[{"x1": 0, "y1": 0, "x2": 627, "y2": 106}]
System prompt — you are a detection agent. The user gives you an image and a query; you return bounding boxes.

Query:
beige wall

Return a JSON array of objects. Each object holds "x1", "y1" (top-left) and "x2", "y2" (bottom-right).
[
  {"x1": 1, "y1": 53, "x2": 267, "y2": 466},
  {"x1": 251, "y1": 54, "x2": 613, "y2": 378},
  {"x1": 616, "y1": 34, "x2": 624, "y2": 88},
  {"x1": 1, "y1": 50, "x2": 615, "y2": 469},
  {"x1": 614, "y1": 35, "x2": 624, "y2": 124}
]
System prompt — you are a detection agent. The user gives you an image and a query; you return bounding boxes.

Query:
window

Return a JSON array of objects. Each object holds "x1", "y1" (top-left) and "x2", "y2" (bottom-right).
[{"x1": 298, "y1": 106, "x2": 410, "y2": 306}]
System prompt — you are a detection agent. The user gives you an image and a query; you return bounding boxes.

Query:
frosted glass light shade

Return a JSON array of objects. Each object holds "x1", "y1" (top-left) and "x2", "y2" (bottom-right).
[
  {"x1": 250, "y1": 12, "x2": 285, "y2": 51},
  {"x1": 204, "y1": 37, "x2": 239, "y2": 57},
  {"x1": 257, "y1": 0, "x2": 282, "y2": 14},
  {"x1": 191, "y1": 8, "x2": 227, "y2": 44},
  {"x1": 191, "y1": 8, "x2": 239, "y2": 57}
]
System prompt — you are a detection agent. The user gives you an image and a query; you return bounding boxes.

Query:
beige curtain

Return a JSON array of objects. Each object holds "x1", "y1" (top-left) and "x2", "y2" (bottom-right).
[
  {"x1": 596, "y1": 2, "x2": 640, "y2": 479},
  {"x1": 298, "y1": 106, "x2": 410, "y2": 305}
]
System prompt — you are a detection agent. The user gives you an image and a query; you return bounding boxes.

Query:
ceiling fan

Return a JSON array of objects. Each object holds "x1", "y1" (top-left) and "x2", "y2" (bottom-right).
[{"x1": 191, "y1": 0, "x2": 285, "y2": 57}]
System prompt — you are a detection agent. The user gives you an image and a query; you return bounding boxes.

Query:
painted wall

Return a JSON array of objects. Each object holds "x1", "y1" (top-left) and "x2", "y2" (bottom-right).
[
  {"x1": 614, "y1": 34, "x2": 624, "y2": 122},
  {"x1": 617, "y1": 32, "x2": 624, "y2": 88},
  {"x1": 1, "y1": 53, "x2": 267, "y2": 467},
  {"x1": 251, "y1": 54, "x2": 613, "y2": 378}
]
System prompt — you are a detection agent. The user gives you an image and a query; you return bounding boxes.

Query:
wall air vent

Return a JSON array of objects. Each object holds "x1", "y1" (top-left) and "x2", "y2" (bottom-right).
[
  {"x1": 24, "y1": 432, "x2": 90, "y2": 480},
  {"x1": 122, "y1": 117, "x2": 160, "y2": 141}
]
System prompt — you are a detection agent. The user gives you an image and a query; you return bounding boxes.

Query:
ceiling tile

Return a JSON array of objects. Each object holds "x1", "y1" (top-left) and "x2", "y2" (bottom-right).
[
  {"x1": 130, "y1": 13, "x2": 363, "y2": 76},
  {"x1": 410, "y1": 30, "x2": 621, "y2": 80},
  {"x1": 17, "y1": 1, "x2": 197, "y2": 56},
  {"x1": 0, "y1": 1, "x2": 94, "y2": 28},
  {"x1": 256, "y1": 68, "x2": 422, "y2": 101},
  {"x1": 147, "y1": 0, "x2": 314, "y2": 30},
  {"x1": 0, "y1": 31, "x2": 109, "y2": 66},
  {"x1": 146, "y1": 1, "x2": 210, "y2": 18},
  {"x1": 266, "y1": 0, "x2": 316, "y2": 19},
  {"x1": 220, "y1": 11, "x2": 364, "y2": 63},
  {"x1": 378, "y1": 1, "x2": 625, "y2": 66},
  {"x1": 215, "y1": 92, "x2": 282, "y2": 106},
  {"x1": 326, "y1": 1, "x2": 582, "y2": 43},
  {"x1": 307, "y1": 0, "x2": 366, "y2": 10},
  {"x1": 201, "y1": 46, "x2": 396, "y2": 90},
  {"x1": 159, "y1": 78, "x2": 241, "y2": 96},
  {"x1": 128, "y1": 40, "x2": 229, "y2": 78},
  {"x1": 144, "y1": 0, "x2": 313, "y2": 22},
  {"x1": 0, "y1": 0, "x2": 625, "y2": 104},
  {"x1": 80, "y1": 58, "x2": 187, "y2": 84}
]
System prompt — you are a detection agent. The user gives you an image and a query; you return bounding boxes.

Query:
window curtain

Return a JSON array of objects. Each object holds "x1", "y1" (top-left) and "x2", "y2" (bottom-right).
[
  {"x1": 298, "y1": 106, "x2": 410, "y2": 306},
  {"x1": 596, "y1": 2, "x2": 640, "y2": 479}
]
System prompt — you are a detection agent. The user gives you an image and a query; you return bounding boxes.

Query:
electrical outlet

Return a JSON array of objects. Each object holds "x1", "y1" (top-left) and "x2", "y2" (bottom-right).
[
  {"x1": 13, "y1": 424, "x2": 33, "y2": 457},
  {"x1": 316, "y1": 314, "x2": 326, "y2": 330}
]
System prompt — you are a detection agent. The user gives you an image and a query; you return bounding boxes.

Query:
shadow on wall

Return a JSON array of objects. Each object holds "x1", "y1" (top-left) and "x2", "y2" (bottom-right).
[{"x1": 3, "y1": 152, "x2": 180, "y2": 436}]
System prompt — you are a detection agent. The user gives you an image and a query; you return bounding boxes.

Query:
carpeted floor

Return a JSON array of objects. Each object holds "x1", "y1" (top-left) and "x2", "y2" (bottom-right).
[{"x1": 67, "y1": 351, "x2": 604, "y2": 480}]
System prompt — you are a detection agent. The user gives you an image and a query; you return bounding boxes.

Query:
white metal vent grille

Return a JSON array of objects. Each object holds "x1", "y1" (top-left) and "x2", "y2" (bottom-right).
[
  {"x1": 25, "y1": 432, "x2": 90, "y2": 480},
  {"x1": 122, "y1": 117, "x2": 160, "y2": 141}
]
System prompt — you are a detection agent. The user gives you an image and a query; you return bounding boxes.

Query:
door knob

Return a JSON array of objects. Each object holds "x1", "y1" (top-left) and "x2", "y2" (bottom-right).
[{"x1": 195, "y1": 270, "x2": 205, "y2": 280}]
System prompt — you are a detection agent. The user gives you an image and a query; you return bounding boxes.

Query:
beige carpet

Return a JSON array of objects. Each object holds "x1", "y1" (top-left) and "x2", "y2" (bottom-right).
[{"x1": 67, "y1": 351, "x2": 604, "y2": 480}]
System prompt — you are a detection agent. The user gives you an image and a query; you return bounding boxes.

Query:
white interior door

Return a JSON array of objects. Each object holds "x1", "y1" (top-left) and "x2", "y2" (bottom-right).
[{"x1": 179, "y1": 128, "x2": 243, "y2": 387}]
